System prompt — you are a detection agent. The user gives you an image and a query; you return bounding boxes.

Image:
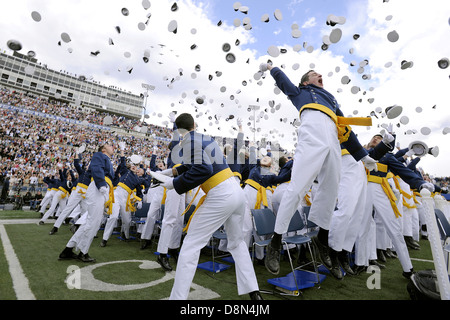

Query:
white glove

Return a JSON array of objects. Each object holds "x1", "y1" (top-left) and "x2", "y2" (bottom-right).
[
  {"x1": 405, "y1": 149, "x2": 415, "y2": 157},
  {"x1": 118, "y1": 141, "x2": 126, "y2": 150},
  {"x1": 361, "y1": 155, "x2": 378, "y2": 172},
  {"x1": 236, "y1": 118, "x2": 243, "y2": 127},
  {"x1": 386, "y1": 123, "x2": 394, "y2": 134},
  {"x1": 396, "y1": 142, "x2": 401, "y2": 149},
  {"x1": 99, "y1": 186, "x2": 109, "y2": 202},
  {"x1": 136, "y1": 201, "x2": 142, "y2": 209},
  {"x1": 420, "y1": 182, "x2": 435, "y2": 193},
  {"x1": 259, "y1": 63, "x2": 269, "y2": 72},
  {"x1": 168, "y1": 112, "x2": 176, "y2": 123},
  {"x1": 77, "y1": 144, "x2": 86, "y2": 154},
  {"x1": 162, "y1": 178, "x2": 174, "y2": 190},
  {"x1": 159, "y1": 168, "x2": 174, "y2": 177},
  {"x1": 382, "y1": 132, "x2": 394, "y2": 144}
]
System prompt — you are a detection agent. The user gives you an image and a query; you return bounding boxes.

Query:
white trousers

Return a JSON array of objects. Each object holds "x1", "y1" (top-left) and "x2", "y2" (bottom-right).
[
  {"x1": 103, "y1": 186, "x2": 132, "y2": 241},
  {"x1": 328, "y1": 155, "x2": 367, "y2": 252},
  {"x1": 140, "y1": 186, "x2": 164, "y2": 240},
  {"x1": 275, "y1": 109, "x2": 341, "y2": 234},
  {"x1": 157, "y1": 189, "x2": 185, "y2": 254},
  {"x1": 362, "y1": 182, "x2": 413, "y2": 272},
  {"x1": 40, "y1": 190, "x2": 67, "y2": 222},
  {"x1": 66, "y1": 181, "x2": 108, "y2": 254},
  {"x1": 53, "y1": 185, "x2": 88, "y2": 228},
  {"x1": 169, "y1": 177, "x2": 259, "y2": 300},
  {"x1": 39, "y1": 189, "x2": 56, "y2": 213}
]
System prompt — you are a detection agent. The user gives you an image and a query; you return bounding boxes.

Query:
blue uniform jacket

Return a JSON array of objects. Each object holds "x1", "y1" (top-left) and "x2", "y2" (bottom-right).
[
  {"x1": 43, "y1": 176, "x2": 58, "y2": 189},
  {"x1": 113, "y1": 156, "x2": 128, "y2": 186},
  {"x1": 247, "y1": 165, "x2": 291, "y2": 188},
  {"x1": 270, "y1": 67, "x2": 368, "y2": 161},
  {"x1": 173, "y1": 131, "x2": 229, "y2": 195},
  {"x1": 278, "y1": 159, "x2": 293, "y2": 177},
  {"x1": 118, "y1": 169, "x2": 145, "y2": 199},
  {"x1": 372, "y1": 152, "x2": 425, "y2": 190},
  {"x1": 74, "y1": 156, "x2": 91, "y2": 186},
  {"x1": 88, "y1": 152, "x2": 115, "y2": 189}
]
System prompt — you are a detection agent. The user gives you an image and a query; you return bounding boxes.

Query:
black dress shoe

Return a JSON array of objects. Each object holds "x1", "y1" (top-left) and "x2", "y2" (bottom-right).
[
  {"x1": 377, "y1": 249, "x2": 386, "y2": 262},
  {"x1": 402, "y1": 268, "x2": 414, "y2": 279},
  {"x1": 78, "y1": 252, "x2": 96, "y2": 263},
  {"x1": 312, "y1": 236, "x2": 332, "y2": 269},
  {"x1": 404, "y1": 236, "x2": 420, "y2": 250},
  {"x1": 338, "y1": 251, "x2": 356, "y2": 276},
  {"x1": 140, "y1": 239, "x2": 152, "y2": 250},
  {"x1": 58, "y1": 247, "x2": 78, "y2": 260},
  {"x1": 49, "y1": 227, "x2": 58, "y2": 235},
  {"x1": 100, "y1": 239, "x2": 107, "y2": 247},
  {"x1": 352, "y1": 265, "x2": 367, "y2": 275},
  {"x1": 369, "y1": 259, "x2": 385, "y2": 269},
  {"x1": 249, "y1": 291, "x2": 264, "y2": 300},
  {"x1": 157, "y1": 254, "x2": 173, "y2": 271},
  {"x1": 385, "y1": 248, "x2": 397, "y2": 258},
  {"x1": 120, "y1": 232, "x2": 129, "y2": 241},
  {"x1": 328, "y1": 249, "x2": 343, "y2": 280},
  {"x1": 264, "y1": 241, "x2": 281, "y2": 275}
]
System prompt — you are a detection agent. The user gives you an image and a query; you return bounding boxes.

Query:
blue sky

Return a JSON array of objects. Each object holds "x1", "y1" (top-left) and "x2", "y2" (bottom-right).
[{"x1": 0, "y1": 0, "x2": 449, "y2": 176}]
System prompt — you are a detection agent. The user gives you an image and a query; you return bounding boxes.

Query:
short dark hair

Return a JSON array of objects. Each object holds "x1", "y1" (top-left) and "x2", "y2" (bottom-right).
[
  {"x1": 175, "y1": 113, "x2": 195, "y2": 131},
  {"x1": 279, "y1": 156, "x2": 288, "y2": 168},
  {"x1": 299, "y1": 70, "x2": 315, "y2": 87}
]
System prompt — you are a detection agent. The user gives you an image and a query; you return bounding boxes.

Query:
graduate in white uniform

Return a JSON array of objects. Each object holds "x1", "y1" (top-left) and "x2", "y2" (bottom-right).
[
  {"x1": 39, "y1": 166, "x2": 73, "y2": 224},
  {"x1": 262, "y1": 64, "x2": 377, "y2": 275},
  {"x1": 38, "y1": 174, "x2": 59, "y2": 215},
  {"x1": 152, "y1": 113, "x2": 262, "y2": 300},
  {"x1": 327, "y1": 127, "x2": 396, "y2": 278},
  {"x1": 101, "y1": 149, "x2": 145, "y2": 246},
  {"x1": 49, "y1": 148, "x2": 91, "y2": 235},
  {"x1": 243, "y1": 155, "x2": 291, "y2": 261},
  {"x1": 58, "y1": 143, "x2": 115, "y2": 263},
  {"x1": 139, "y1": 151, "x2": 166, "y2": 250},
  {"x1": 355, "y1": 137, "x2": 434, "y2": 278}
]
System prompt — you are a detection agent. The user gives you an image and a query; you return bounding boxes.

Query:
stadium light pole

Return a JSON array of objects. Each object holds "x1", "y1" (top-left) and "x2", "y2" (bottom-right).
[{"x1": 141, "y1": 83, "x2": 155, "y2": 119}]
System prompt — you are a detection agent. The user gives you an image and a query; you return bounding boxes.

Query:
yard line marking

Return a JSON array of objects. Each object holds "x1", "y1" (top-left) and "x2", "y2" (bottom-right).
[
  {"x1": 0, "y1": 225, "x2": 36, "y2": 300},
  {"x1": 411, "y1": 257, "x2": 434, "y2": 263}
]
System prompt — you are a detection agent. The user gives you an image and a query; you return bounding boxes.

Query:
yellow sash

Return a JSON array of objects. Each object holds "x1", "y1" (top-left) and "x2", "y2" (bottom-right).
[
  {"x1": 304, "y1": 193, "x2": 312, "y2": 206},
  {"x1": 182, "y1": 168, "x2": 234, "y2": 233},
  {"x1": 161, "y1": 187, "x2": 167, "y2": 205},
  {"x1": 92, "y1": 177, "x2": 114, "y2": 215},
  {"x1": 367, "y1": 175, "x2": 401, "y2": 218},
  {"x1": 245, "y1": 179, "x2": 269, "y2": 209},
  {"x1": 300, "y1": 103, "x2": 372, "y2": 143},
  {"x1": 77, "y1": 183, "x2": 88, "y2": 199},
  {"x1": 118, "y1": 182, "x2": 142, "y2": 212},
  {"x1": 58, "y1": 186, "x2": 69, "y2": 199},
  {"x1": 233, "y1": 172, "x2": 242, "y2": 181}
]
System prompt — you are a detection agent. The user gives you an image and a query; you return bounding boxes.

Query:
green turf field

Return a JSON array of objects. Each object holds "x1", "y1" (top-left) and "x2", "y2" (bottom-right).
[{"x1": 0, "y1": 210, "x2": 437, "y2": 301}]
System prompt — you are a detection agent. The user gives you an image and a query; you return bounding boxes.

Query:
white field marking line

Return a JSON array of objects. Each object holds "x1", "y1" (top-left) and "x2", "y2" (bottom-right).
[
  {"x1": 0, "y1": 225, "x2": 36, "y2": 300},
  {"x1": 410, "y1": 257, "x2": 435, "y2": 263}
]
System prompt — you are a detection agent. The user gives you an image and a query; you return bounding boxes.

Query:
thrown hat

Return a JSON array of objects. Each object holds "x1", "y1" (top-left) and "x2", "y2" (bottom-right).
[
  {"x1": 7, "y1": 39, "x2": 22, "y2": 51},
  {"x1": 385, "y1": 105, "x2": 402, "y2": 119},
  {"x1": 438, "y1": 58, "x2": 449, "y2": 69}
]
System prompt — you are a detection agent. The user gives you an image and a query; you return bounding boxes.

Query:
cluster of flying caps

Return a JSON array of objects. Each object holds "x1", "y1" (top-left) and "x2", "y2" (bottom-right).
[{"x1": 326, "y1": 14, "x2": 346, "y2": 26}]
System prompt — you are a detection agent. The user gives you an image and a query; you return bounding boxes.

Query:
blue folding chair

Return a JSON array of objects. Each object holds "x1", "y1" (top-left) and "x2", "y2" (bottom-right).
[
  {"x1": 281, "y1": 210, "x2": 322, "y2": 295},
  {"x1": 250, "y1": 208, "x2": 276, "y2": 263}
]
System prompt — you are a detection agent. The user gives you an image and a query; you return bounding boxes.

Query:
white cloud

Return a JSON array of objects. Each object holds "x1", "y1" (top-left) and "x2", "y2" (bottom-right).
[{"x1": 301, "y1": 17, "x2": 317, "y2": 29}]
